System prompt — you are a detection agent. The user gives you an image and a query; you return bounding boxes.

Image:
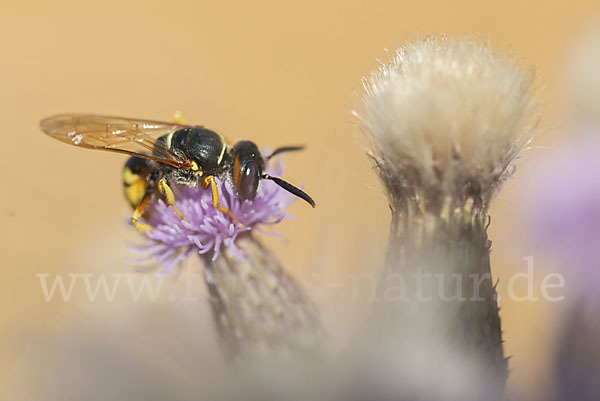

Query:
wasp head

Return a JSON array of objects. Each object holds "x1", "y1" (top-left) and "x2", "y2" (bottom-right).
[{"x1": 230, "y1": 141, "x2": 265, "y2": 200}]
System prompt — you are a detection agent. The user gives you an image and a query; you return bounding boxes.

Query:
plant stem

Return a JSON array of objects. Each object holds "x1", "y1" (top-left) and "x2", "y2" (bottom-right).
[
  {"x1": 201, "y1": 233, "x2": 326, "y2": 360},
  {"x1": 374, "y1": 196, "x2": 507, "y2": 391}
]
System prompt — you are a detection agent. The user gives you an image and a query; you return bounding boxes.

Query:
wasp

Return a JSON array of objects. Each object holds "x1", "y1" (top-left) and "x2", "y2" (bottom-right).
[{"x1": 40, "y1": 114, "x2": 315, "y2": 233}]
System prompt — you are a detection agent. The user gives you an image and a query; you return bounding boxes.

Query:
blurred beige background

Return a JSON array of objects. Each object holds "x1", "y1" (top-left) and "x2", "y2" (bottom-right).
[{"x1": 2, "y1": 0, "x2": 599, "y2": 399}]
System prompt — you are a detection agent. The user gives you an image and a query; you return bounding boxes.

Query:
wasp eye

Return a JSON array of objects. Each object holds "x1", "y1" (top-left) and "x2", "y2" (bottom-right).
[{"x1": 238, "y1": 161, "x2": 260, "y2": 200}]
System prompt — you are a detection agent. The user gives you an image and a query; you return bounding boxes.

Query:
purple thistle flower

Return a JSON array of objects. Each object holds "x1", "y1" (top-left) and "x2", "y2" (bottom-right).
[
  {"x1": 131, "y1": 158, "x2": 295, "y2": 278},
  {"x1": 526, "y1": 135, "x2": 600, "y2": 293},
  {"x1": 525, "y1": 134, "x2": 600, "y2": 401}
]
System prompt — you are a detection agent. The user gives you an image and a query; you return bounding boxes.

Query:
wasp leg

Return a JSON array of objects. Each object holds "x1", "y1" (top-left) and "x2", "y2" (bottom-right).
[
  {"x1": 172, "y1": 110, "x2": 187, "y2": 125},
  {"x1": 201, "y1": 175, "x2": 242, "y2": 225},
  {"x1": 131, "y1": 192, "x2": 153, "y2": 234},
  {"x1": 157, "y1": 178, "x2": 186, "y2": 221}
]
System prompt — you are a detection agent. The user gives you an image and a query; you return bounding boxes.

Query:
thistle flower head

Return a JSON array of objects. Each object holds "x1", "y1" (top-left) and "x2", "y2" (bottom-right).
[
  {"x1": 132, "y1": 159, "x2": 294, "y2": 277},
  {"x1": 357, "y1": 36, "x2": 539, "y2": 210}
]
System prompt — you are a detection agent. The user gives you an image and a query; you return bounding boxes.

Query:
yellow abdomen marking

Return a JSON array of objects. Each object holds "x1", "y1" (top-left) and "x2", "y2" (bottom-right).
[{"x1": 123, "y1": 168, "x2": 149, "y2": 208}]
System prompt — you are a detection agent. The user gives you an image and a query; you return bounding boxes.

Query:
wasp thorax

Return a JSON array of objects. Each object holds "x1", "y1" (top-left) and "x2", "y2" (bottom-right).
[
  {"x1": 231, "y1": 141, "x2": 265, "y2": 200},
  {"x1": 170, "y1": 127, "x2": 226, "y2": 172}
]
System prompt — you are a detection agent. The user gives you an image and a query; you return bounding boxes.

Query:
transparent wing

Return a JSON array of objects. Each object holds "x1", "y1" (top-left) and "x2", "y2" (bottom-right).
[{"x1": 39, "y1": 113, "x2": 192, "y2": 168}]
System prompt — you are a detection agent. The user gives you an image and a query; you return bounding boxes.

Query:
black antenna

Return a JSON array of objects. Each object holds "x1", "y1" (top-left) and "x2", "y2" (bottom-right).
[
  {"x1": 266, "y1": 145, "x2": 305, "y2": 160},
  {"x1": 262, "y1": 174, "x2": 315, "y2": 208}
]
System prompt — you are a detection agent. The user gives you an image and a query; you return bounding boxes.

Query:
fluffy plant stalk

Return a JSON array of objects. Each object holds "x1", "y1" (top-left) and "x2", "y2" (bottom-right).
[
  {"x1": 357, "y1": 36, "x2": 539, "y2": 397},
  {"x1": 201, "y1": 233, "x2": 326, "y2": 360}
]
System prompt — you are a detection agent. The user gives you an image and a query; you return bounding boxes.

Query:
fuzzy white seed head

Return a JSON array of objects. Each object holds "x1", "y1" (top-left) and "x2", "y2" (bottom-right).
[{"x1": 357, "y1": 36, "x2": 539, "y2": 208}]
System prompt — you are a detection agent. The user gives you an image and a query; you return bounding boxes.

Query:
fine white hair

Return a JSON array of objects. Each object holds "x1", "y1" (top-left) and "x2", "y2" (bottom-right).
[{"x1": 357, "y1": 36, "x2": 539, "y2": 208}]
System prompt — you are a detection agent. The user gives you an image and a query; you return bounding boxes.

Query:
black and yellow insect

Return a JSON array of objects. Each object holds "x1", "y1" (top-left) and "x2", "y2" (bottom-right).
[{"x1": 40, "y1": 114, "x2": 315, "y2": 233}]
